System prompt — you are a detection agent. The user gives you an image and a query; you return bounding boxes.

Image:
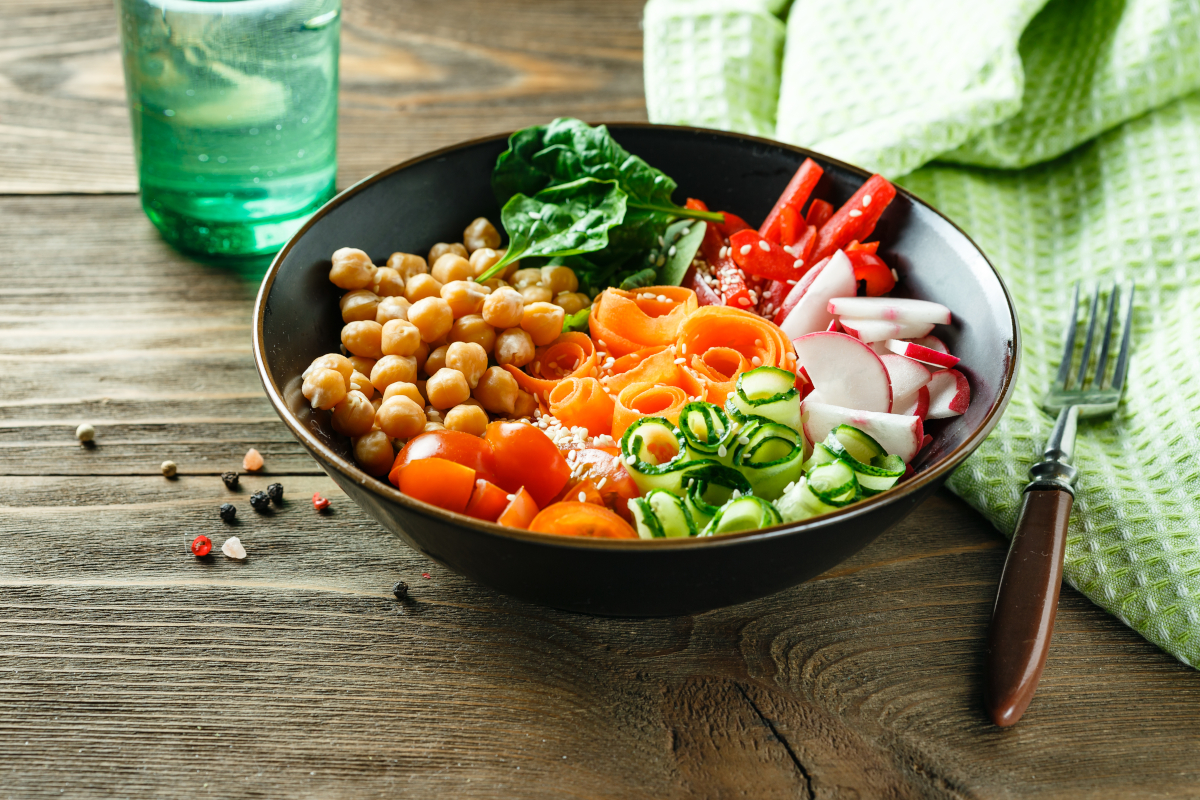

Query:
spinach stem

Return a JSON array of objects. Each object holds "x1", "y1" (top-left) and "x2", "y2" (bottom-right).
[{"x1": 626, "y1": 201, "x2": 725, "y2": 224}]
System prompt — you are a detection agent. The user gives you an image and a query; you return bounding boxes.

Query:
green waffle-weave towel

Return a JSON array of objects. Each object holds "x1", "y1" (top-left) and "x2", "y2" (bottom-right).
[{"x1": 645, "y1": 0, "x2": 1200, "y2": 667}]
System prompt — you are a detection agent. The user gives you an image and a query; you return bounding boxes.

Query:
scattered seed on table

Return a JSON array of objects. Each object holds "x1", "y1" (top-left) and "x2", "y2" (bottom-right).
[
  {"x1": 221, "y1": 537, "x2": 247, "y2": 560},
  {"x1": 219, "y1": 503, "x2": 237, "y2": 523},
  {"x1": 161, "y1": 460, "x2": 177, "y2": 478},
  {"x1": 75, "y1": 423, "x2": 95, "y2": 443},
  {"x1": 392, "y1": 581, "x2": 409, "y2": 600},
  {"x1": 267, "y1": 483, "x2": 283, "y2": 504},
  {"x1": 312, "y1": 493, "x2": 330, "y2": 511},
  {"x1": 243, "y1": 448, "x2": 264, "y2": 472},
  {"x1": 191, "y1": 535, "x2": 212, "y2": 557},
  {"x1": 221, "y1": 471, "x2": 240, "y2": 490},
  {"x1": 249, "y1": 491, "x2": 270, "y2": 512}
]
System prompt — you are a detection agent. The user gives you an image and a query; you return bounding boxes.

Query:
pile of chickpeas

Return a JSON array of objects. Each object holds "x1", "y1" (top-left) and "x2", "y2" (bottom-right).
[{"x1": 300, "y1": 217, "x2": 593, "y2": 477}]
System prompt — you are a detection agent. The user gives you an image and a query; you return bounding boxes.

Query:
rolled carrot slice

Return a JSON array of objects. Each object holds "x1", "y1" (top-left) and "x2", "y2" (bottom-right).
[
  {"x1": 504, "y1": 332, "x2": 598, "y2": 399},
  {"x1": 589, "y1": 286, "x2": 698, "y2": 357},
  {"x1": 675, "y1": 305, "x2": 795, "y2": 405},
  {"x1": 612, "y1": 383, "x2": 691, "y2": 440},
  {"x1": 602, "y1": 347, "x2": 704, "y2": 398},
  {"x1": 548, "y1": 377, "x2": 615, "y2": 437},
  {"x1": 688, "y1": 346, "x2": 751, "y2": 403},
  {"x1": 528, "y1": 501, "x2": 638, "y2": 539}
]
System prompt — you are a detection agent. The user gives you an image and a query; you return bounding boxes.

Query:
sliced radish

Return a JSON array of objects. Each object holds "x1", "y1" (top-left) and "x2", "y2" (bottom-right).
[
  {"x1": 801, "y1": 400, "x2": 924, "y2": 463},
  {"x1": 907, "y1": 334, "x2": 949, "y2": 354},
  {"x1": 880, "y1": 354, "x2": 932, "y2": 401},
  {"x1": 840, "y1": 318, "x2": 935, "y2": 343},
  {"x1": 825, "y1": 317, "x2": 842, "y2": 333},
  {"x1": 773, "y1": 257, "x2": 830, "y2": 325},
  {"x1": 792, "y1": 331, "x2": 891, "y2": 413},
  {"x1": 869, "y1": 340, "x2": 891, "y2": 356},
  {"x1": 920, "y1": 433, "x2": 933, "y2": 450},
  {"x1": 926, "y1": 369, "x2": 970, "y2": 418},
  {"x1": 891, "y1": 385, "x2": 930, "y2": 417},
  {"x1": 827, "y1": 297, "x2": 951, "y2": 324},
  {"x1": 885, "y1": 339, "x2": 960, "y2": 369},
  {"x1": 778, "y1": 251, "x2": 856, "y2": 339}
]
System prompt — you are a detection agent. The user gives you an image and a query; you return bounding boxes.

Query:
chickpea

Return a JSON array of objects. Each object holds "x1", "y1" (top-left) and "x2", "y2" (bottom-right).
[
  {"x1": 375, "y1": 395, "x2": 427, "y2": 440},
  {"x1": 513, "y1": 389, "x2": 538, "y2": 419},
  {"x1": 347, "y1": 355, "x2": 377, "y2": 377},
  {"x1": 446, "y1": 341, "x2": 488, "y2": 389},
  {"x1": 541, "y1": 266, "x2": 579, "y2": 295},
  {"x1": 349, "y1": 370, "x2": 375, "y2": 399},
  {"x1": 302, "y1": 367, "x2": 348, "y2": 410},
  {"x1": 353, "y1": 429, "x2": 395, "y2": 476},
  {"x1": 554, "y1": 291, "x2": 591, "y2": 316},
  {"x1": 423, "y1": 421, "x2": 446, "y2": 433},
  {"x1": 473, "y1": 366, "x2": 519, "y2": 415},
  {"x1": 375, "y1": 295, "x2": 411, "y2": 325},
  {"x1": 414, "y1": 379, "x2": 429, "y2": 404},
  {"x1": 431, "y1": 255, "x2": 472, "y2": 285},
  {"x1": 441, "y1": 280, "x2": 489, "y2": 317},
  {"x1": 408, "y1": 297, "x2": 454, "y2": 343},
  {"x1": 426, "y1": 367, "x2": 472, "y2": 410},
  {"x1": 444, "y1": 403, "x2": 489, "y2": 436},
  {"x1": 494, "y1": 327, "x2": 535, "y2": 368},
  {"x1": 428, "y1": 242, "x2": 468, "y2": 265},
  {"x1": 387, "y1": 252, "x2": 428, "y2": 281},
  {"x1": 512, "y1": 268, "x2": 544, "y2": 290},
  {"x1": 370, "y1": 354, "x2": 418, "y2": 392},
  {"x1": 340, "y1": 290, "x2": 380, "y2": 323},
  {"x1": 469, "y1": 247, "x2": 503, "y2": 278},
  {"x1": 371, "y1": 267, "x2": 406, "y2": 297},
  {"x1": 382, "y1": 381, "x2": 424, "y2": 406},
  {"x1": 521, "y1": 302, "x2": 565, "y2": 347},
  {"x1": 424, "y1": 344, "x2": 448, "y2": 377},
  {"x1": 331, "y1": 391, "x2": 376, "y2": 437},
  {"x1": 341, "y1": 320, "x2": 384, "y2": 359},
  {"x1": 381, "y1": 319, "x2": 421, "y2": 357},
  {"x1": 460, "y1": 216, "x2": 500, "y2": 253},
  {"x1": 482, "y1": 286, "x2": 525, "y2": 329},
  {"x1": 520, "y1": 285, "x2": 553, "y2": 304},
  {"x1": 329, "y1": 247, "x2": 376, "y2": 290},
  {"x1": 404, "y1": 273, "x2": 443, "y2": 303},
  {"x1": 479, "y1": 277, "x2": 509, "y2": 292},
  {"x1": 304, "y1": 353, "x2": 354, "y2": 385},
  {"x1": 448, "y1": 314, "x2": 496, "y2": 353},
  {"x1": 413, "y1": 341, "x2": 430, "y2": 372}
]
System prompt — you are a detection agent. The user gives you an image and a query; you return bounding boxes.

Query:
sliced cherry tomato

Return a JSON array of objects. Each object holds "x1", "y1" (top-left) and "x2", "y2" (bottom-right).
[
  {"x1": 389, "y1": 430, "x2": 495, "y2": 488},
  {"x1": 846, "y1": 250, "x2": 896, "y2": 296},
  {"x1": 570, "y1": 446, "x2": 640, "y2": 522},
  {"x1": 497, "y1": 487, "x2": 539, "y2": 529},
  {"x1": 528, "y1": 502, "x2": 639, "y2": 539},
  {"x1": 397, "y1": 457, "x2": 476, "y2": 514},
  {"x1": 484, "y1": 421, "x2": 571, "y2": 507},
  {"x1": 729, "y1": 229, "x2": 803, "y2": 282},
  {"x1": 464, "y1": 479, "x2": 510, "y2": 522},
  {"x1": 552, "y1": 478, "x2": 604, "y2": 507},
  {"x1": 805, "y1": 198, "x2": 834, "y2": 229},
  {"x1": 759, "y1": 158, "x2": 823, "y2": 244}
]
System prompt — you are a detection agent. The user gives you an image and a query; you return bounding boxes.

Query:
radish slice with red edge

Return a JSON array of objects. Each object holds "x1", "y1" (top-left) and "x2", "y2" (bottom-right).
[
  {"x1": 827, "y1": 297, "x2": 952, "y2": 324},
  {"x1": 925, "y1": 369, "x2": 971, "y2": 418},
  {"x1": 885, "y1": 338, "x2": 960, "y2": 369},
  {"x1": 801, "y1": 400, "x2": 924, "y2": 463},
  {"x1": 880, "y1": 354, "x2": 932, "y2": 401},
  {"x1": 792, "y1": 331, "x2": 892, "y2": 413},
  {"x1": 839, "y1": 318, "x2": 935, "y2": 343},
  {"x1": 906, "y1": 334, "x2": 949, "y2": 354},
  {"x1": 778, "y1": 251, "x2": 855, "y2": 338},
  {"x1": 891, "y1": 385, "x2": 930, "y2": 417}
]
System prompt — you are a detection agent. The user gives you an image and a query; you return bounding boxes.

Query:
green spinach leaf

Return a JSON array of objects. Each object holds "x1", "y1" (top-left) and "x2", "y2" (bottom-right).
[
  {"x1": 562, "y1": 307, "x2": 592, "y2": 334},
  {"x1": 658, "y1": 220, "x2": 707, "y2": 287}
]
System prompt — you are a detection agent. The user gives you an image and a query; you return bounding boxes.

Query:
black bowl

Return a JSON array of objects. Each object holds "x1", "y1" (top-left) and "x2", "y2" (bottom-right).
[{"x1": 253, "y1": 124, "x2": 1018, "y2": 616}]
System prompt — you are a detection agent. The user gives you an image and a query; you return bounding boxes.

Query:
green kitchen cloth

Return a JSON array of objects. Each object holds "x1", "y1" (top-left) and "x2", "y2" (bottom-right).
[{"x1": 645, "y1": 0, "x2": 1200, "y2": 667}]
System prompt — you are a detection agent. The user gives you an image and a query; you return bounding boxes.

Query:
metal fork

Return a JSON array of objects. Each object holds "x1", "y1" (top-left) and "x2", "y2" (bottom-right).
[{"x1": 985, "y1": 280, "x2": 1135, "y2": 727}]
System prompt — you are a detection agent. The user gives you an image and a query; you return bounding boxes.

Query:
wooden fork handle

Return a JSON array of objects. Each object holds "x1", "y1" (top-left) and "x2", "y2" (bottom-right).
[{"x1": 984, "y1": 488, "x2": 1073, "y2": 727}]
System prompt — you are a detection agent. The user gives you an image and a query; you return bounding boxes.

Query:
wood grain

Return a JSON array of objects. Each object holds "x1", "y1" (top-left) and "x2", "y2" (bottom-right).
[{"x1": 0, "y1": 0, "x2": 647, "y2": 194}]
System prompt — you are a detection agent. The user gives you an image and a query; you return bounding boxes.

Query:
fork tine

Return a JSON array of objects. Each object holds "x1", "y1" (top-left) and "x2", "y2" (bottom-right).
[
  {"x1": 1055, "y1": 282, "x2": 1082, "y2": 389},
  {"x1": 1093, "y1": 282, "x2": 1119, "y2": 388},
  {"x1": 1076, "y1": 283, "x2": 1102, "y2": 388},
  {"x1": 1110, "y1": 281, "x2": 1136, "y2": 394}
]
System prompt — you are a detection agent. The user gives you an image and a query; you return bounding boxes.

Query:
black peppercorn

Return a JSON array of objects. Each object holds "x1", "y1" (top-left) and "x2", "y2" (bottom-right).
[
  {"x1": 392, "y1": 581, "x2": 409, "y2": 600},
  {"x1": 267, "y1": 483, "x2": 284, "y2": 504},
  {"x1": 249, "y1": 491, "x2": 270, "y2": 512},
  {"x1": 221, "y1": 471, "x2": 240, "y2": 490},
  {"x1": 219, "y1": 503, "x2": 236, "y2": 522}
]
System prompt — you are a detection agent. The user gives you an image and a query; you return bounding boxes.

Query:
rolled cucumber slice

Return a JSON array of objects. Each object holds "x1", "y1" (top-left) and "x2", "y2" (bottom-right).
[
  {"x1": 776, "y1": 477, "x2": 840, "y2": 522},
  {"x1": 801, "y1": 442, "x2": 838, "y2": 473},
  {"x1": 805, "y1": 460, "x2": 859, "y2": 506},
  {"x1": 677, "y1": 401, "x2": 737, "y2": 461},
  {"x1": 822, "y1": 424, "x2": 905, "y2": 495},
  {"x1": 731, "y1": 418, "x2": 806, "y2": 499},
  {"x1": 683, "y1": 463, "x2": 754, "y2": 524},
  {"x1": 700, "y1": 495, "x2": 782, "y2": 537},
  {"x1": 620, "y1": 416, "x2": 698, "y2": 494},
  {"x1": 724, "y1": 366, "x2": 802, "y2": 432},
  {"x1": 630, "y1": 489, "x2": 698, "y2": 539}
]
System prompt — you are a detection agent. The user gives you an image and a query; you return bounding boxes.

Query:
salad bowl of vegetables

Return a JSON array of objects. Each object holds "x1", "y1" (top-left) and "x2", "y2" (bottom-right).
[{"x1": 253, "y1": 121, "x2": 1018, "y2": 616}]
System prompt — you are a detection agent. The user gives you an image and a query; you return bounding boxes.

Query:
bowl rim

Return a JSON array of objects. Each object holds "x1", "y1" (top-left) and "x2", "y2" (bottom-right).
[{"x1": 253, "y1": 122, "x2": 1020, "y2": 552}]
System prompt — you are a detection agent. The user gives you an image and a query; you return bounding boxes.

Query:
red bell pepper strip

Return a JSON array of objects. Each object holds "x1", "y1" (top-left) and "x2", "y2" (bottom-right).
[
  {"x1": 846, "y1": 239, "x2": 879, "y2": 254},
  {"x1": 846, "y1": 250, "x2": 896, "y2": 296},
  {"x1": 687, "y1": 198, "x2": 758, "y2": 309},
  {"x1": 759, "y1": 279, "x2": 790, "y2": 319},
  {"x1": 779, "y1": 205, "x2": 802, "y2": 247},
  {"x1": 716, "y1": 211, "x2": 751, "y2": 238},
  {"x1": 796, "y1": 224, "x2": 817, "y2": 263},
  {"x1": 805, "y1": 198, "x2": 833, "y2": 229},
  {"x1": 729, "y1": 229, "x2": 806, "y2": 282},
  {"x1": 812, "y1": 174, "x2": 896, "y2": 263},
  {"x1": 759, "y1": 158, "x2": 824, "y2": 244}
]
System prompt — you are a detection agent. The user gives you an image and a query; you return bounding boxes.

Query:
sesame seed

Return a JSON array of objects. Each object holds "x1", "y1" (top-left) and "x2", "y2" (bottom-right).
[
  {"x1": 862, "y1": 194, "x2": 872, "y2": 207},
  {"x1": 680, "y1": 344, "x2": 687, "y2": 354},
  {"x1": 755, "y1": 339, "x2": 763, "y2": 347},
  {"x1": 578, "y1": 491, "x2": 587, "y2": 502},
  {"x1": 506, "y1": 494, "x2": 516, "y2": 501},
  {"x1": 786, "y1": 279, "x2": 797, "y2": 285},
  {"x1": 656, "y1": 255, "x2": 665, "y2": 267},
  {"x1": 657, "y1": 294, "x2": 668, "y2": 303},
  {"x1": 758, "y1": 240, "x2": 770, "y2": 252},
  {"x1": 738, "y1": 436, "x2": 750, "y2": 445},
  {"x1": 731, "y1": 489, "x2": 741, "y2": 498},
  {"x1": 718, "y1": 444, "x2": 727, "y2": 457},
  {"x1": 596, "y1": 477, "x2": 606, "y2": 489},
  {"x1": 626, "y1": 455, "x2": 637, "y2": 465},
  {"x1": 739, "y1": 244, "x2": 752, "y2": 256},
  {"x1": 674, "y1": 358, "x2": 686, "y2": 365},
  {"x1": 668, "y1": 246, "x2": 677, "y2": 257},
  {"x1": 849, "y1": 209, "x2": 862, "y2": 218},
  {"x1": 737, "y1": 296, "x2": 751, "y2": 306},
  {"x1": 793, "y1": 259, "x2": 804, "y2": 269},
  {"x1": 752, "y1": 356, "x2": 762, "y2": 366}
]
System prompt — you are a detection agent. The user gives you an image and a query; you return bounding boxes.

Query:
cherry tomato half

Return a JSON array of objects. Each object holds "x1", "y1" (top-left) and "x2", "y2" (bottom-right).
[
  {"x1": 389, "y1": 430, "x2": 496, "y2": 489},
  {"x1": 397, "y1": 457, "x2": 476, "y2": 514},
  {"x1": 483, "y1": 421, "x2": 570, "y2": 507},
  {"x1": 528, "y1": 502, "x2": 638, "y2": 539},
  {"x1": 464, "y1": 479, "x2": 510, "y2": 522},
  {"x1": 497, "y1": 487, "x2": 539, "y2": 530}
]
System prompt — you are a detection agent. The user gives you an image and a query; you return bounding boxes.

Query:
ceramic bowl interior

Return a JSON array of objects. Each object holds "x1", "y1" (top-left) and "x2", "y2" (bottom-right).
[{"x1": 254, "y1": 124, "x2": 1018, "y2": 616}]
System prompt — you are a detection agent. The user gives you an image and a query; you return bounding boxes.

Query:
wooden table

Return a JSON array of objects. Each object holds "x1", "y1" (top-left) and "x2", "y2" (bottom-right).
[{"x1": 4, "y1": 2, "x2": 1199, "y2": 797}]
